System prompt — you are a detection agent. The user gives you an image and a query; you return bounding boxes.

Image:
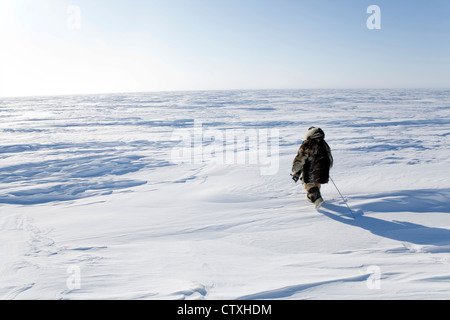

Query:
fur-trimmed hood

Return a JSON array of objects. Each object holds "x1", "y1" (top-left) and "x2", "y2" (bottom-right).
[{"x1": 305, "y1": 127, "x2": 325, "y2": 140}]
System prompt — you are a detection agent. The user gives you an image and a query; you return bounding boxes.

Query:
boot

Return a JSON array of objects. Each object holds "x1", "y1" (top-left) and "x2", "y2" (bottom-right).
[{"x1": 307, "y1": 187, "x2": 322, "y2": 203}]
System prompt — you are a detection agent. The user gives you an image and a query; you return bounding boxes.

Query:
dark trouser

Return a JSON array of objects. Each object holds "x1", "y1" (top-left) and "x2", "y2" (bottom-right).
[{"x1": 304, "y1": 182, "x2": 322, "y2": 203}]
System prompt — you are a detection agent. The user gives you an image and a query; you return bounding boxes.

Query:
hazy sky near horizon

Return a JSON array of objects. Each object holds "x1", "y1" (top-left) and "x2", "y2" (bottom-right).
[{"x1": 0, "y1": 0, "x2": 449, "y2": 97}]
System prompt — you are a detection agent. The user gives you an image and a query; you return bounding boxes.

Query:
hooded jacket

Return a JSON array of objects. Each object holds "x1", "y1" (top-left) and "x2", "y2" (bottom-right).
[{"x1": 292, "y1": 127, "x2": 333, "y2": 184}]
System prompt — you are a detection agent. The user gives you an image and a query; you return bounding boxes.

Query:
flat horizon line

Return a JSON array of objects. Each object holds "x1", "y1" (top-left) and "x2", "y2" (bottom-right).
[{"x1": 1, "y1": 87, "x2": 449, "y2": 99}]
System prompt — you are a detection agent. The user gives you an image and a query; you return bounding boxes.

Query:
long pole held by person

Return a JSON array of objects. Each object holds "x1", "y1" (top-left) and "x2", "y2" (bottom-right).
[{"x1": 329, "y1": 176, "x2": 356, "y2": 219}]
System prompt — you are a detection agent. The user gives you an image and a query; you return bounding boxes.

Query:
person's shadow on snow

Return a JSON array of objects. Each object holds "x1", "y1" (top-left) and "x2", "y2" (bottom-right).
[{"x1": 318, "y1": 200, "x2": 450, "y2": 247}]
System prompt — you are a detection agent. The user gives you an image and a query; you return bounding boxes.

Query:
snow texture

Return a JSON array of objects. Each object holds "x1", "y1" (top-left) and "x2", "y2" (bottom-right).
[{"x1": 0, "y1": 89, "x2": 449, "y2": 299}]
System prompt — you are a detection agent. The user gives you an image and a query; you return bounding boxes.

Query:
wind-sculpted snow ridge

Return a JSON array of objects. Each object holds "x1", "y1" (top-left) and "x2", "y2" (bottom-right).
[
  {"x1": 0, "y1": 140, "x2": 173, "y2": 204},
  {"x1": 0, "y1": 89, "x2": 449, "y2": 299}
]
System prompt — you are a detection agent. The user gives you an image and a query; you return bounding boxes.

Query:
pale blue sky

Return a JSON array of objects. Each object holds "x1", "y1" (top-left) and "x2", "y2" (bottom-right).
[{"x1": 0, "y1": 0, "x2": 449, "y2": 97}]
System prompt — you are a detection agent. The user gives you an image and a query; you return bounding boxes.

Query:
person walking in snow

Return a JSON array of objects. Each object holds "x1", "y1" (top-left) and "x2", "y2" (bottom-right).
[{"x1": 291, "y1": 127, "x2": 333, "y2": 207}]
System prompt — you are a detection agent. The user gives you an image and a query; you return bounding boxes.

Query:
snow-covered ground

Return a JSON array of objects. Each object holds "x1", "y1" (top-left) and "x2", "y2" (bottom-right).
[{"x1": 1, "y1": 89, "x2": 449, "y2": 299}]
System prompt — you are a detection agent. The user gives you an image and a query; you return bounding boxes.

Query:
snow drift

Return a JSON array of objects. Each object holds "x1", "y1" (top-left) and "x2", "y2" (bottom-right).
[{"x1": 0, "y1": 89, "x2": 449, "y2": 299}]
